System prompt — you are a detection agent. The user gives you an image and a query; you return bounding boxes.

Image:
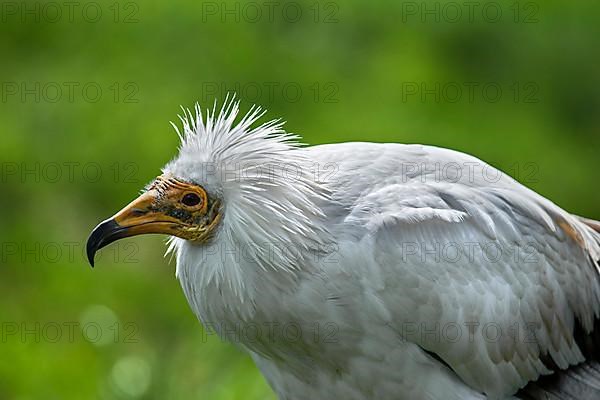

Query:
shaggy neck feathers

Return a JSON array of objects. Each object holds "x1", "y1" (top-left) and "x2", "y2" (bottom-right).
[{"x1": 163, "y1": 98, "x2": 333, "y2": 316}]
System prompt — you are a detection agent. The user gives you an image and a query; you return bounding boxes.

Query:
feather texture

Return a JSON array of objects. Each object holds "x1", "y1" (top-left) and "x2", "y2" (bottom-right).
[{"x1": 163, "y1": 100, "x2": 600, "y2": 399}]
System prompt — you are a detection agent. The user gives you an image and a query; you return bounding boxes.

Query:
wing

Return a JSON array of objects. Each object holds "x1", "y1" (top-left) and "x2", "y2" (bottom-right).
[{"x1": 310, "y1": 142, "x2": 600, "y2": 398}]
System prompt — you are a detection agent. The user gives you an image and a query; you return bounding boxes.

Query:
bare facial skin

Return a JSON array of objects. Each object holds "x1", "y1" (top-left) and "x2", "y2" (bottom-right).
[{"x1": 86, "y1": 175, "x2": 221, "y2": 266}]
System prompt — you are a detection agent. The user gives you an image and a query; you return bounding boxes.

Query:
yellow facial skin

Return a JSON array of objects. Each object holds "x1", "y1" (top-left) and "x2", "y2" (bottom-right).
[{"x1": 86, "y1": 175, "x2": 221, "y2": 266}]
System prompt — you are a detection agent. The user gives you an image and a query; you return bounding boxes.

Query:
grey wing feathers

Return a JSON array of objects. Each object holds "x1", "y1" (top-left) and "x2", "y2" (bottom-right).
[
  {"x1": 518, "y1": 217, "x2": 600, "y2": 400},
  {"x1": 517, "y1": 360, "x2": 600, "y2": 400},
  {"x1": 579, "y1": 216, "x2": 600, "y2": 234},
  {"x1": 310, "y1": 142, "x2": 600, "y2": 397}
]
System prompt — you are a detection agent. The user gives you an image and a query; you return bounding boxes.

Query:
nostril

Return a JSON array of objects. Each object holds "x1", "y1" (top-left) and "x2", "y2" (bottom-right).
[{"x1": 131, "y1": 208, "x2": 148, "y2": 216}]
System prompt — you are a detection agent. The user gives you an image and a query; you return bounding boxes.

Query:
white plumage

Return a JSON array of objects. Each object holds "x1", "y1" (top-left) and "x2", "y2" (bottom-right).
[{"x1": 93, "y1": 98, "x2": 600, "y2": 399}]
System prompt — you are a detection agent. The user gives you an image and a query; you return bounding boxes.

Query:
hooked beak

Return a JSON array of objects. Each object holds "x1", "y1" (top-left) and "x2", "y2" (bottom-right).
[
  {"x1": 87, "y1": 175, "x2": 220, "y2": 267},
  {"x1": 86, "y1": 191, "x2": 180, "y2": 267}
]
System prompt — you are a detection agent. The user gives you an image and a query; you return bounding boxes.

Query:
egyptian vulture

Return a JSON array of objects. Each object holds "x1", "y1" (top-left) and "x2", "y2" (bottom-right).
[{"x1": 87, "y1": 99, "x2": 600, "y2": 399}]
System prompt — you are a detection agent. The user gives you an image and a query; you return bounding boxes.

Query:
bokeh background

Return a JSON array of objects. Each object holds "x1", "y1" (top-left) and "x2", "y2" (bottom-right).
[{"x1": 1, "y1": 0, "x2": 599, "y2": 399}]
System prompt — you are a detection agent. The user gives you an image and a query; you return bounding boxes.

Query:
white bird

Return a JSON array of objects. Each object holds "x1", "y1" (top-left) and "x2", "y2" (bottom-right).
[{"x1": 87, "y1": 98, "x2": 600, "y2": 400}]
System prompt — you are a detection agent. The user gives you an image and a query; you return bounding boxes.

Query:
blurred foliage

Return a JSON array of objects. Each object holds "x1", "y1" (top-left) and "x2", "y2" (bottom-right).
[{"x1": 0, "y1": 0, "x2": 599, "y2": 399}]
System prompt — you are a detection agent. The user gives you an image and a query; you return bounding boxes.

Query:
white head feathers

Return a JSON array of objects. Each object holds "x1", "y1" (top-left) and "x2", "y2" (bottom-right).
[{"x1": 163, "y1": 97, "x2": 333, "y2": 307}]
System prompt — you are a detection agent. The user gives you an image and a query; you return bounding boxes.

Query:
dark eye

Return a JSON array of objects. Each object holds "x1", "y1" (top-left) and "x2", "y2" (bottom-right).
[{"x1": 181, "y1": 193, "x2": 201, "y2": 207}]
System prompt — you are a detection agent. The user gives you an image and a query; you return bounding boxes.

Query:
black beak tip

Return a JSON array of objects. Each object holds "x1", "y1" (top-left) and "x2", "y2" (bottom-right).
[
  {"x1": 86, "y1": 244, "x2": 96, "y2": 268},
  {"x1": 86, "y1": 218, "x2": 123, "y2": 268}
]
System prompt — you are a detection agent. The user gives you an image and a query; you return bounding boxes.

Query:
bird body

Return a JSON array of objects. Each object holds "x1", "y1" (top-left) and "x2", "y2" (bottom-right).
[{"x1": 88, "y1": 100, "x2": 600, "y2": 399}]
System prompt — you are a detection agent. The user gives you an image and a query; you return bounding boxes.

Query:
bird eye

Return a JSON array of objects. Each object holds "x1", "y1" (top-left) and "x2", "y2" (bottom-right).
[{"x1": 181, "y1": 193, "x2": 201, "y2": 207}]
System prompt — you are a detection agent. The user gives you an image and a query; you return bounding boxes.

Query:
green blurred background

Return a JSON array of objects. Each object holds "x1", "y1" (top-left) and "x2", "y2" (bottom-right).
[{"x1": 0, "y1": 0, "x2": 599, "y2": 399}]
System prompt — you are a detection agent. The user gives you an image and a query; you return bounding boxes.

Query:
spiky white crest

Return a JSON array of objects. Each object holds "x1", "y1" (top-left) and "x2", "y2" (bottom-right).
[{"x1": 163, "y1": 96, "x2": 333, "y2": 310}]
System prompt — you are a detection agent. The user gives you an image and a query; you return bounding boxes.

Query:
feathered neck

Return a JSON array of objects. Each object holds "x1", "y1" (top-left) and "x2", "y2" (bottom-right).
[{"x1": 163, "y1": 97, "x2": 334, "y2": 317}]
